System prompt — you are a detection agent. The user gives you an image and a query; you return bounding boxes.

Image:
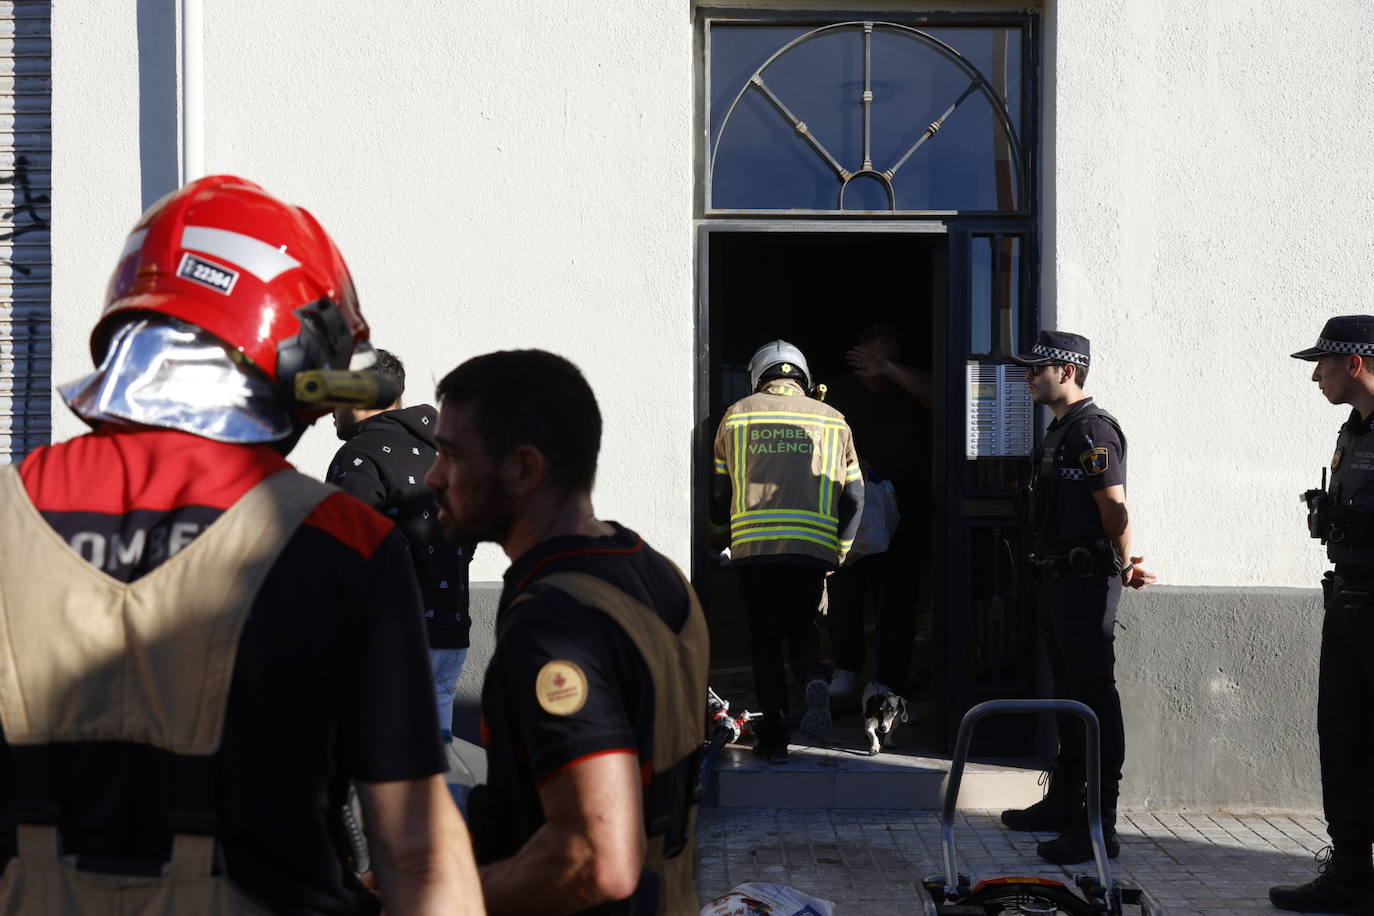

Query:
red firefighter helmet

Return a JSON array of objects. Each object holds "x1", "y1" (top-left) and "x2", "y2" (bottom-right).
[{"x1": 96, "y1": 175, "x2": 369, "y2": 391}]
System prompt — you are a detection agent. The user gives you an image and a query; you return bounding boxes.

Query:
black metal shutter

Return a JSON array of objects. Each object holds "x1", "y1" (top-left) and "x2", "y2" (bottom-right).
[{"x1": 0, "y1": 3, "x2": 50, "y2": 463}]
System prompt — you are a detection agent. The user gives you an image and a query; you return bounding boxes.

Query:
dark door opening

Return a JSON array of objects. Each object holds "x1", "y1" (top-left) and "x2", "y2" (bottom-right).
[{"x1": 698, "y1": 230, "x2": 948, "y2": 755}]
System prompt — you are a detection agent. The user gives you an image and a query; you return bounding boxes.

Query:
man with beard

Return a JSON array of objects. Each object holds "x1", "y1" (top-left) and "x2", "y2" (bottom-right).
[
  {"x1": 424, "y1": 349, "x2": 708, "y2": 915},
  {"x1": 329, "y1": 348, "x2": 474, "y2": 741},
  {"x1": 1000, "y1": 330, "x2": 1155, "y2": 865}
]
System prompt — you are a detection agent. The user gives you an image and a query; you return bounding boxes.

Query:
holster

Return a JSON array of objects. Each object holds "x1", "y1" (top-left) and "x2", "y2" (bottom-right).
[
  {"x1": 1330, "y1": 572, "x2": 1374, "y2": 615},
  {"x1": 1029, "y1": 540, "x2": 1117, "y2": 581}
]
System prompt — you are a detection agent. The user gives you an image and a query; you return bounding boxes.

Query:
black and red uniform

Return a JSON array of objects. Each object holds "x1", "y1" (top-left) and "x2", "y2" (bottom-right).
[
  {"x1": 471, "y1": 524, "x2": 690, "y2": 916},
  {"x1": 2, "y1": 427, "x2": 445, "y2": 915}
]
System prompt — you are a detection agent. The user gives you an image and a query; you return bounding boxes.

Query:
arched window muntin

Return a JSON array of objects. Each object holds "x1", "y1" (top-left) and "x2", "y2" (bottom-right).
[{"x1": 704, "y1": 17, "x2": 1033, "y2": 217}]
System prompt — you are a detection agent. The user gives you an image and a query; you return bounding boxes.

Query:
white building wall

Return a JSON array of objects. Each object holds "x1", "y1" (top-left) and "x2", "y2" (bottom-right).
[
  {"x1": 51, "y1": 1, "x2": 697, "y2": 582},
  {"x1": 1047, "y1": 0, "x2": 1374, "y2": 588},
  {"x1": 47, "y1": 1, "x2": 1374, "y2": 588}
]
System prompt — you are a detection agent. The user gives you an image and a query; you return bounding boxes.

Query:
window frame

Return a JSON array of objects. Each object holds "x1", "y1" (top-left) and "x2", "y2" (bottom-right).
[{"x1": 699, "y1": 9, "x2": 1040, "y2": 220}]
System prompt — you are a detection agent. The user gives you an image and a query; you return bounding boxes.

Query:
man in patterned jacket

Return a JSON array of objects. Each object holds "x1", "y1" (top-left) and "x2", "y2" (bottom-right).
[{"x1": 330, "y1": 348, "x2": 475, "y2": 741}]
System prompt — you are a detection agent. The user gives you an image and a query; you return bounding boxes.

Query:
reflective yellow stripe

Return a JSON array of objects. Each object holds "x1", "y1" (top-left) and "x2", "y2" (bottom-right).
[
  {"x1": 732, "y1": 530, "x2": 839, "y2": 550},
  {"x1": 816, "y1": 424, "x2": 833, "y2": 514},
  {"x1": 724, "y1": 411, "x2": 848, "y2": 428},
  {"x1": 732, "y1": 524, "x2": 838, "y2": 540},
  {"x1": 827, "y1": 430, "x2": 842, "y2": 510},
  {"x1": 732, "y1": 517, "x2": 836, "y2": 536},
  {"x1": 713, "y1": 458, "x2": 727, "y2": 474},
  {"x1": 733, "y1": 422, "x2": 747, "y2": 515},
  {"x1": 844, "y1": 463, "x2": 862, "y2": 483},
  {"x1": 815, "y1": 425, "x2": 826, "y2": 513},
  {"x1": 733, "y1": 508, "x2": 837, "y2": 522}
]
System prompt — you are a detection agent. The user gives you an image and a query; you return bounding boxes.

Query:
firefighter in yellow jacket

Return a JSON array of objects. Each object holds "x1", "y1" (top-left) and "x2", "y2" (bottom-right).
[{"x1": 712, "y1": 340, "x2": 864, "y2": 763}]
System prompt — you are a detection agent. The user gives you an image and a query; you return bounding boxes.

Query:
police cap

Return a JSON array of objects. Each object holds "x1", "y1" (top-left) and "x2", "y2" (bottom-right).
[
  {"x1": 1290, "y1": 316, "x2": 1374, "y2": 361},
  {"x1": 1010, "y1": 330, "x2": 1090, "y2": 368}
]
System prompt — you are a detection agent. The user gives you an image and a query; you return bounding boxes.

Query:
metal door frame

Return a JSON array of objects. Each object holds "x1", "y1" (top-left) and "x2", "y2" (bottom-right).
[
  {"x1": 692, "y1": 7, "x2": 1042, "y2": 749},
  {"x1": 941, "y1": 217, "x2": 1041, "y2": 749}
]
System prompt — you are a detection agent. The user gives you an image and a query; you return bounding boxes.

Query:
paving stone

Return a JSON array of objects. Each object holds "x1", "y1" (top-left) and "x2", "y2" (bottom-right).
[{"x1": 697, "y1": 808, "x2": 1336, "y2": 914}]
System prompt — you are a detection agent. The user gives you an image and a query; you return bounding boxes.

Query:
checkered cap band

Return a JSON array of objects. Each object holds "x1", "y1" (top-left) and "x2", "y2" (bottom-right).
[
  {"x1": 1032, "y1": 343, "x2": 1089, "y2": 366},
  {"x1": 1317, "y1": 337, "x2": 1374, "y2": 357}
]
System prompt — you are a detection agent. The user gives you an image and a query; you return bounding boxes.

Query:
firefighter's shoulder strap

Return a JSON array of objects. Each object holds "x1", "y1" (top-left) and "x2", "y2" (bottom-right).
[
  {"x1": 0, "y1": 466, "x2": 333, "y2": 915},
  {"x1": 509, "y1": 564, "x2": 709, "y2": 916}
]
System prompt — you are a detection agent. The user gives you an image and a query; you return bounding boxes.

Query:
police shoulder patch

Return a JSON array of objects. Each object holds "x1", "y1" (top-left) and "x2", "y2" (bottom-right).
[
  {"x1": 1079, "y1": 446, "x2": 1110, "y2": 476},
  {"x1": 1333, "y1": 446, "x2": 1344, "y2": 471},
  {"x1": 535, "y1": 660, "x2": 589, "y2": 716}
]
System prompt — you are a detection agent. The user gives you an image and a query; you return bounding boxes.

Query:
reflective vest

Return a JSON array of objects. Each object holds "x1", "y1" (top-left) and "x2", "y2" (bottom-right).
[
  {"x1": 0, "y1": 467, "x2": 332, "y2": 915},
  {"x1": 507, "y1": 568, "x2": 709, "y2": 916},
  {"x1": 713, "y1": 381, "x2": 861, "y2": 566}
]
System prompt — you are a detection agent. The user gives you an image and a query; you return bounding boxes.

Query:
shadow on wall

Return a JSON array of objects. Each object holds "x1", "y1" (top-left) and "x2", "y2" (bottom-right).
[
  {"x1": 136, "y1": 0, "x2": 179, "y2": 209},
  {"x1": 452, "y1": 583, "x2": 501, "y2": 745},
  {"x1": 1116, "y1": 586, "x2": 1324, "y2": 811}
]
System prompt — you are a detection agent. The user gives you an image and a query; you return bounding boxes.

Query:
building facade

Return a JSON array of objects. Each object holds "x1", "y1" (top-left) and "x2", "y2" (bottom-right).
[{"x1": 4, "y1": 0, "x2": 1370, "y2": 808}]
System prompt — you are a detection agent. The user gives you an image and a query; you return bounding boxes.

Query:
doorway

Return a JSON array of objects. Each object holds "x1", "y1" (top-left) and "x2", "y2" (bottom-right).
[
  {"x1": 696, "y1": 224, "x2": 1042, "y2": 756},
  {"x1": 698, "y1": 229, "x2": 947, "y2": 753}
]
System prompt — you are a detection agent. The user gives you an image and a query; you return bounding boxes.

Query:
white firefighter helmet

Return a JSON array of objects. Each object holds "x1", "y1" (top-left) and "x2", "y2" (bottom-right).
[{"x1": 747, "y1": 339, "x2": 811, "y2": 392}]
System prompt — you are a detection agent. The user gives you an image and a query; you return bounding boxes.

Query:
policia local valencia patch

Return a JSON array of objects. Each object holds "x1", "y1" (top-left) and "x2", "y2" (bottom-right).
[
  {"x1": 1079, "y1": 447, "x2": 1110, "y2": 477},
  {"x1": 536, "y1": 660, "x2": 589, "y2": 716}
]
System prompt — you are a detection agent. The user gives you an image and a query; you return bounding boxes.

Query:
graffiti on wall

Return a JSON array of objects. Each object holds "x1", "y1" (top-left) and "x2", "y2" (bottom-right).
[{"x1": 1, "y1": 156, "x2": 50, "y2": 277}]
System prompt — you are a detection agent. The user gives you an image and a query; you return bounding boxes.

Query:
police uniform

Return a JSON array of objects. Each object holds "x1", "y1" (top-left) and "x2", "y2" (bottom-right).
[
  {"x1": 470, "y1": 524, "x2": 708, "y2": 916},
  {"x1": 710, "y1": 342, "x2": 864, "y2": 757},
  {"x1": 1273, "y1": 316, "x2": 1374, "y2": 913},
  {"x1": 1028, "y1": 397, "x2": 1127, "y2": 803},
  {"x1": 1003, "y1": 332, "x2": 1129, "y2": 861}
]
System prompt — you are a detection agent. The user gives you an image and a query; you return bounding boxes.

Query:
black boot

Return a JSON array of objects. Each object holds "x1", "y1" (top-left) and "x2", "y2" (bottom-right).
[
  {"x1": 1036, "y1": 810, "x2": 1119, "y2": 865},
  {"x1": 1270, "y1": 845, "x2": 1374, "y2": 914},
  {"x1": 1001, "y1": 769, "x2": 1085, "y2": 832}
]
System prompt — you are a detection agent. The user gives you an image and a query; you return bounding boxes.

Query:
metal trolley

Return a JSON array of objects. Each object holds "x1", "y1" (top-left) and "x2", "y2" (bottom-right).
[{"x1": 919, "y1": 700, "x2": 1164, "y2": 916}]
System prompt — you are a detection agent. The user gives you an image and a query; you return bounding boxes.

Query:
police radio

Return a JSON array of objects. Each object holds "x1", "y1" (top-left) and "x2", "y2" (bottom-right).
[{"x1": 1301, "y1": 467, "x2": 1334, "y2": 542}]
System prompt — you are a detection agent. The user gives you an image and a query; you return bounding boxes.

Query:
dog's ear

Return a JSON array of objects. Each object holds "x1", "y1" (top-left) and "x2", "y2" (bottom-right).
[{"x1": 898, "y1": 697, "x2": 909, "y2": 722}]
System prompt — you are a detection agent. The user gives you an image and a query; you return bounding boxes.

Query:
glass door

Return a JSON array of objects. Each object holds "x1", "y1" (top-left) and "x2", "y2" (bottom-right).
[{"x1": 936, "y1": 220, "x2": 1042, "y2": 754}]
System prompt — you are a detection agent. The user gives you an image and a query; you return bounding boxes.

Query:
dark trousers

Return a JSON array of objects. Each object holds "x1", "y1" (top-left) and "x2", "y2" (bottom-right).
[
  {"x1": 1038, "y1": 572, "x2": 1125, "y2": 811},
  {"x1": 1319, "y1": 578, "x2": 1374, "y2": 847},
  {"x1": 826, "y1": 528, "x2": 919, "y2": 691},
  {"x1": 737, "y1": 563, "x2": 827, "y2": 748}
]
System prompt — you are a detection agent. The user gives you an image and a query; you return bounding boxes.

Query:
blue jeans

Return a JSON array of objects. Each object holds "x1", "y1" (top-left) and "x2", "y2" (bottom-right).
[{"x1": 431, "y1": 648, "x2": 468, "y2": 740}]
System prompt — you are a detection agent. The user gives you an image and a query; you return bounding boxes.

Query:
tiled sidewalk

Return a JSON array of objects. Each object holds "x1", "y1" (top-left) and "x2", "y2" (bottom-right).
[{"x1": 696, "y1": 808, "x2": 1339, "y2": 915}]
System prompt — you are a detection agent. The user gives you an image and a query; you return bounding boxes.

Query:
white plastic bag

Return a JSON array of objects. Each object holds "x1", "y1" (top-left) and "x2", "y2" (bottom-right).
[
  {"x1": 700, "y1": 882, "x2": 835, "y2": 916},
  {"x1": 845, "y1": 474, "x2": 900, "y2": 564}
]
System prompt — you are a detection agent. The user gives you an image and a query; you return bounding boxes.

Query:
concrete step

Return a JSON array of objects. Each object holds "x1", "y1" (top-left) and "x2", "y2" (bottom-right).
[{"x1": 711, "y1": 741, "x2": 1044, "y2": 810}]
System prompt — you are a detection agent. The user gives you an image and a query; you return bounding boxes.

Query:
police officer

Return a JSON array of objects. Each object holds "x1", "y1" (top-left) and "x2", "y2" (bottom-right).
[
  {"x1": 1000, "y1": 331, "x2": 1155, "y2": 865},
  {"x1": 1271, "y1": 316, "x2": 1374, "y2": 914},
  {"x1": 426, "y1": 349, "x2": 709, "y2": 915},
  {"x1": 711, "y1": 341, "x2": 864, "y2": 763}
]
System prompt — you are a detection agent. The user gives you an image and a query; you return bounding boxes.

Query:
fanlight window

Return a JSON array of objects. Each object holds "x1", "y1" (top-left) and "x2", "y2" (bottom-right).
[{"x1": 708, "y1": 22, "x2": 1025, "y2": 213}]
